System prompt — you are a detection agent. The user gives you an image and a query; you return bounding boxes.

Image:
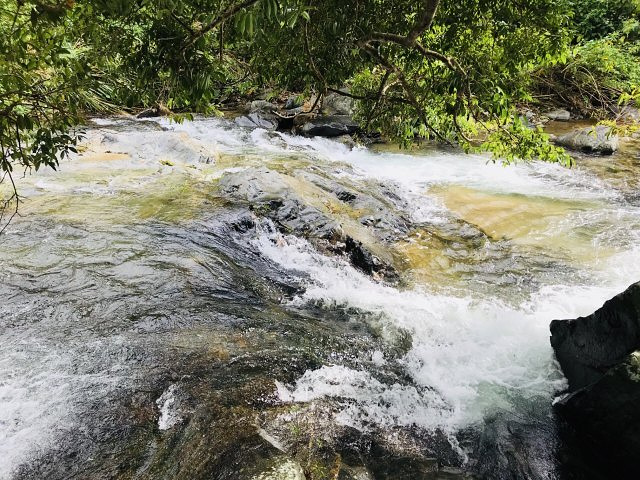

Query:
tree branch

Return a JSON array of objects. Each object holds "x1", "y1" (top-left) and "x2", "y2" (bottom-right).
[
  {"x1": 407, "y1": 0, "x2": 441, "y2": 43},
  {"x1": 359, "y1": 43, "x2": 451, "y2": 145},
  {"x1": 181, "y1": 0, "x2": 261, "y2": 52}
]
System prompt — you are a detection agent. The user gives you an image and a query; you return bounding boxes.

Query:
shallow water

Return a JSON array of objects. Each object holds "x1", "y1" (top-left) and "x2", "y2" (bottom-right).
[{"x1": 1, "y1": 116, "x2": 639, "y2": 479}]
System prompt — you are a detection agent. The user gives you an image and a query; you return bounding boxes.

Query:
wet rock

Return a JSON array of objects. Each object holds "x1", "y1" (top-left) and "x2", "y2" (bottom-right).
[
  {"x1": 219, "y1": 168, "x2": 400, "y2": 278},
  {"x1": 322, "y1": 92, "x2": 355, "y2": 116},
  {"x1": 260, "y1": 401, "x2": 467, "y2": 480},
  {"x1": 338, "y1": 466, "x2": 374, "y2": 480},
  {"x1": 274, "y1": 198, "x2": 344, "y2": 241},
  {"x1": 336, "y1": 134, "x2": 357, "y2": 149},
  {"x1": 552, "y1": 125, "x2": 619, "y2": 155},
  {"x1": 345, "y1": 236, "x2": 385, "y2": 275},
  {"x1": 545, "y1": 109, "x2": 571, "y2": 121},
  {"x1": 550, "y1": 281, "x2": 640, "y2": 391},
  {"x1": 472, "y1": 411, "x2": 558, "y2": 480},
  {"x1": 253, "y1": 457, "x2": 306, "y2": 479},
  {"x1": 555, "y1": 352, "x2": 640, "y2": 477},
  {"x1": 301, "y1": 115, "x2": 359, "y2": 138},
  {"x1": 236, "y1": 112, "x2": 279, "y2": 130}
]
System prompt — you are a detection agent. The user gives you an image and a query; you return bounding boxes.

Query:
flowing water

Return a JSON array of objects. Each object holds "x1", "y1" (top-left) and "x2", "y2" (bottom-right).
[{"x1": 1, "y1": 116, "x2": 639, "y2": 479}]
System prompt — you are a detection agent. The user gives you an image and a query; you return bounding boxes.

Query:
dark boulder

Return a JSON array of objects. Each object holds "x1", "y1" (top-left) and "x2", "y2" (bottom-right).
[
  {"x1": 301, "y1": 115, "x2": 359, "y2": 137},
  {"x1": 550, "y1": 282, "x2": 640, "y2": 391},
  {"x1": 555, "y1": 352, "x2": 640, "y2": 475},
  {"x1": 550, "y1": 282, "x2": 640, "y2": 476}
]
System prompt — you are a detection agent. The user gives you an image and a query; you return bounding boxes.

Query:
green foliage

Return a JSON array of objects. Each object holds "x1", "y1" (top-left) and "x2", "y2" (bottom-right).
[
  {"x1": 0, "y1": 0, "x2": 88, "y2": 228},
  {"x1": 532, "y1": 17, "x2": 640, "y2": 118},
  {"x1": 571, "y1": 0, "x2": 640, "y2": 40}
]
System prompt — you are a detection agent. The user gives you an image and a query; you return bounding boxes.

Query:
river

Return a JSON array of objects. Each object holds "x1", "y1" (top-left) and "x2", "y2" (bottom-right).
[{"x1": 1, "y1": 116, "x2": 639, "y2": 479}]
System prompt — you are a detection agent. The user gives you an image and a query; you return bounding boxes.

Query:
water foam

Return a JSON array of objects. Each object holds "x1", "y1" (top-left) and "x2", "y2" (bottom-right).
[{"x1": 255, "y1": 225, "x2": 639, "y2": 434}]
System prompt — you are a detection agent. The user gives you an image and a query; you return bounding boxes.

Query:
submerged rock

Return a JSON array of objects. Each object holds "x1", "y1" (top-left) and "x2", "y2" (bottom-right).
[
  {"x1": 550, "y1": 281, "x2": 640, "y2": 391},
  {"x1": 552, "y1": 125, "x2": 619, "y2": 155},
  {"x1": 219, "y1": 167, "x2": 404, "y2": 278},
  {"x1": 472, "y1": 411, "x2": 560, "y2": 480}
]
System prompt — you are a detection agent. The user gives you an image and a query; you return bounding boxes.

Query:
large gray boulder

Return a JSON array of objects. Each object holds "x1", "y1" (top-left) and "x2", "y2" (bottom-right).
[
  {"x1": 235, "y1": 112, "x2": 279, "y2": 130},
  {"x1": 322, "y1": 92, "x2": 354, "y2": 116},
  {"x1": 552, "y1": 125, "x2": 619, "y2": 155},
  {"x1": 550, "y1": 282, "x2": 640, "y2": 391}
]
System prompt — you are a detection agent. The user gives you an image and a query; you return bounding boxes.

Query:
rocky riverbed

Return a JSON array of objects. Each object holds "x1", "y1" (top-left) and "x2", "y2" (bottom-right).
[{"x1": 1, "y1": 116, "x2": 639, "y2": 479}]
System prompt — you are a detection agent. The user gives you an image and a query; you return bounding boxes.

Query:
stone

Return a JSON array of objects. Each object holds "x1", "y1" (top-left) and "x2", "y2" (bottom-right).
[
  {"x1": 550, "y1": 282, "x2": 640, "y2": 391},
  {"x1": 471, "y1": 409, "x2": 559, "y2": 480},
  {"x1": 550, "y1": 283, "x2": 640, "y2": 476},
  {"x1": 252, "y1": 457, "x2": 306, "y2": 480},
  {"x1": 552, "y1": 125, "x2": 619, "y2": 155},
  {"x1": 301, "y1": 115, "x2": 359, "y2": 137},
  {"x1": 335, "y1": 134, "x2": 357, "y2": 148},
  {"x1": 618, "y1": 105, "x2": 640, "y2": 123},
  {"x1": 545, "y1": 109, "x2": 571, "y2": 121},
  {"x1": 249, "y1": 100, "x2": 277, "y2": 113},
  {"x1": 235, "y1": 112, "x2": 279, "y2": 130},
  {"x1": 285, "y1": 95, "x2": 304, "y2": 110},
  {"x1": 219, "y1": 168, "x2": 400, "y2": 277},
  {"x1": 555, "y1": 352, "x2": 640, "y2": 477},
  {"x1": 322, "y1": 92, "x2": 354, "y2": 116}
]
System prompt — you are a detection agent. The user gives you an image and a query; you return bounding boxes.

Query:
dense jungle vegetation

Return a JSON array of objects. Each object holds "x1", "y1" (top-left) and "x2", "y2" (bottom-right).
[{"x1": 0, "y1": 0, "x2": 639, "y2": 209}]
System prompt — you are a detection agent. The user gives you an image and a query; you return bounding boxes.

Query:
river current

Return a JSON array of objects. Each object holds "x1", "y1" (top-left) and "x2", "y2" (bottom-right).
[{"x1": 1, "y1": 116, "x2": 639, "y2": 479}]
